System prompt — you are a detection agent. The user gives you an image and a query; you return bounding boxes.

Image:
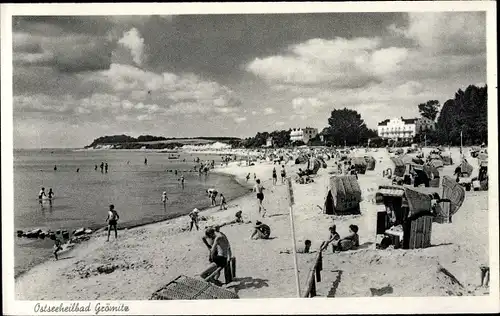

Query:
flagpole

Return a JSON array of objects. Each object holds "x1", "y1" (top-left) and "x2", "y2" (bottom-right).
[
  {"x1": 460, "y1": 130, "x2": 463, "y2": 155},
  {"x1": 287, "y1": 177, "x2": 301, "y2": 297}
]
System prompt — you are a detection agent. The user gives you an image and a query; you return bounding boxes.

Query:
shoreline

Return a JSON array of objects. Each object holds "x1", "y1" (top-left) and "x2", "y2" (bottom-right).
[
  {"x1": 13, "y1": 169, "x2": 253, "y2": 280},
  {"x1": 14, "y1": 146, "x2": 490, "y2": 299}
]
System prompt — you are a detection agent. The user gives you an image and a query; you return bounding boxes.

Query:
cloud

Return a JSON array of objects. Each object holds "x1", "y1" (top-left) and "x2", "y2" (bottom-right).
[
  {"x1": 292, "y1": 97, "x2": 325, "y2": 118},
  {"x1": 13, "y1": 32, "x2": 115, "y2": 73},
  {"x1": 264, "y1": 107, "x2": 276, "y2": 115},
  {"x1": 389, "y1": 12, "x2": 486, "y2": 55},
  {"x1": 14, "y1": 62, "x2": 243, "y2": 126},
  {"x1": 246, "y1": 37, "x2": 408, "y2": 88},
  {"x1": 234, "y1": 117, "x2": 247, "y2": 123},
  {"x1": 118, "y1": 28, "x2": 145, "y2": 66},
  {"x1": 276, "y1": 121, "x2": 285, "y2": 127}
]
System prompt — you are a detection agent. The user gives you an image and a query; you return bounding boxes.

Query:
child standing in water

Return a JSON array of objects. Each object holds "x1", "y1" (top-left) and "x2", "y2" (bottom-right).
[
  {"x1": 220, "y1": 194, "x2": 227, "y2": 210},
  {"x1": 47, "y1": 188, "x2": 55, "y2": 206},
  {"x1": 162, "y1": 191, "x2": 168, "y2": 205}
]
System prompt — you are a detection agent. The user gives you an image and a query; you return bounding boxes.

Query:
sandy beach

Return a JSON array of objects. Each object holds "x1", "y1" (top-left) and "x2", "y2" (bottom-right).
[{"x1": 15, "y1": 147, "x2": 490, "y2": 299}]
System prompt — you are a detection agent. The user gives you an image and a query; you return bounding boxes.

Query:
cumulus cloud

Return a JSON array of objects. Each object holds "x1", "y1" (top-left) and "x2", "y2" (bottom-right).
[
  {"x1": 15, "y1": 61, "x2": 243, "y2": 126},
  {"x1": 264, "y1": 107, "x2": 276, "y2": 115},
  {"x1": 389, "y1": 12, "x2": 486, "y2": 55},
  {"x1": 292, "y1": 97, "x2": 325, "y2": 118},
  {"x1": 234, "y1": 117, "x2": 247, "y2": 123},
  {"x1": 118, "y1": 28, "x2": 145, "y2": 66},
  {"x1": 246, "y1": 37, "x2": 408, "y2": 88}
]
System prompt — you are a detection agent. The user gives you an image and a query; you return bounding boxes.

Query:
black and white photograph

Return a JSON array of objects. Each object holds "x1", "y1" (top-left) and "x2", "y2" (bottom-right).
[{"x1": 1, "y1": 1, "x2": 498, "y2": 314}]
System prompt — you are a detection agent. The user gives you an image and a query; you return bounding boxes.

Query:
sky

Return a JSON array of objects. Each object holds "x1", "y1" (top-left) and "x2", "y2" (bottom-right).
[{"x1": 11, "y1": 12, "x2": 486, "y2": 148}]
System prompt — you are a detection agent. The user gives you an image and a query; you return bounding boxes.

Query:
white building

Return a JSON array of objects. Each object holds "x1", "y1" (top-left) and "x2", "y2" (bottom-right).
[
  {"x1": 290, "y1": 127, "x2": 318, "y2": 144},
  {"x1": 377, "y1": 117, "x2": 435, "y2": 141},
  {"x1": 265, "y1": 137, "x2": 273, "y2": 147}
]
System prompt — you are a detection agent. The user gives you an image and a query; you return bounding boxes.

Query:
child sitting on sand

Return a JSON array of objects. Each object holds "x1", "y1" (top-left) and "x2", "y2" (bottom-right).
[
  {"x1": 332, "y1": 224, "x2": 359, "y2": 252},
  {"x1": 320, "y1": 225, "x2": 341, "y2": 252},
  {"x1": 250, "y1": 221, "x2": 271, "y2": 240}
]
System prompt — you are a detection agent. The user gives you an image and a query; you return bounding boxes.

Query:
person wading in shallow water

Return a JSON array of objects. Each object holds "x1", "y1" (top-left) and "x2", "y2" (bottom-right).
[{"x1": 106, "y1": 204, "x2": 119, "y2": 242}]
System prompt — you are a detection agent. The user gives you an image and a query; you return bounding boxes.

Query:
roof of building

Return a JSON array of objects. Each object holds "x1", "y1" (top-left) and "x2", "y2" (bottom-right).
[
  {"x1": 378, "y1": 117, "x2": 419, "y2": 126},
  {"x1": 377, "y1": 119, "x2": 390, "y2": 126}
]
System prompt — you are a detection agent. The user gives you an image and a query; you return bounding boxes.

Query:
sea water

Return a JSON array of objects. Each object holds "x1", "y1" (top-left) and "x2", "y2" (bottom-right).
[{"x1": 13, "y1": 149, "x2": 249, "y2": 277}]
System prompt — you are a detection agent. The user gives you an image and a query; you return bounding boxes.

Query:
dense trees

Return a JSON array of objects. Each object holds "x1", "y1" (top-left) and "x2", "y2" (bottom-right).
[
  {"x1": 418, "y1": 100, "x2": 440, "y2": 121},
  {"x1": 417, "y1": 85, "x2": 488, "y2": 146},
  {"x1": 322, "y1": 108, "x2": 375, "y2": 146},
  {"x1": 242, "y1": 129, "x2": 291, "y2": 148}
]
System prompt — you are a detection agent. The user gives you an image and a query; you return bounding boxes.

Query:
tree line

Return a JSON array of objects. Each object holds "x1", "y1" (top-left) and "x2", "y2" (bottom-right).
[
  {"x1": 415, "y1": 85, "x2": 488, "y2": 146},
  {"x1": 242, "y1": 84, "x2": 487, "y2": 148}
]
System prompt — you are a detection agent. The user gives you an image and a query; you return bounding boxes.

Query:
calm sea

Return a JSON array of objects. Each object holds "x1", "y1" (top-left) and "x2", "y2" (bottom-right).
[{"x1": 13, "y1": 149, "x2": 249, "y2": 277}]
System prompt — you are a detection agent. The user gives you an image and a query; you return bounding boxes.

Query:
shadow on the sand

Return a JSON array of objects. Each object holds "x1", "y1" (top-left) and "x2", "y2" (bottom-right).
[
  {"x1": 56, "y1": 256, "x2": 75, "y2": 261},
  {"x1": 428, "y1": 242, "x2": 453, "y2": 248},
  {"x1": 357, "y1": 242, "x2": 374, "y2": 250},
  {"x1": 327, "y1": 270, "x2": 343, "y2": 297},
  {"x1": 226, "y1": 277, "x2": 269, "y2": 294},
  {"x1": 266, "y1": 213, "x2": 287, "y2": 218},
  {"x1": 370, "y1": 285, "x2": 393, "y2": 296}
]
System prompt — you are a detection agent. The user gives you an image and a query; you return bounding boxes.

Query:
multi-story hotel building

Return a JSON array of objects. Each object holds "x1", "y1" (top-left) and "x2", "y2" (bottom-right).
[
  {"x1": 377, "y1": 117, "x2": 435, "y2": 141},
  {"x1": 290, "y1": 127, "x2": 319, "y2": 144}
]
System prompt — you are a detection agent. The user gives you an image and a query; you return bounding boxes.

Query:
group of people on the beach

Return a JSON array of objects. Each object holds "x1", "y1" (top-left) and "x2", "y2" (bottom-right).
[
  {"x1": 94, "y1": 162, "x2": 109, "y2": 173},
  {"x1": 38, "y1": 187, "x2": 55, "y2": 207},
  {"x1": 206, "y1": 188, "x2": 227, "y2": 210}
]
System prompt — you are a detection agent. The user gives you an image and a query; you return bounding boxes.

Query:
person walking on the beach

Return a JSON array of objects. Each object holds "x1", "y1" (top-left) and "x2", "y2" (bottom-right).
[
  {"x1": 94, "y1": 164, "x2": 98, "y2": 171},
  {"x1": 272, "y1": 167, "x2": 277, "y2": 185},
  {"x1": 54, "y1": 165, "x2": 57, "y2": 171},
  {"x1": 189, "y1": 208, "x2": 200, "y2": 231},
  {"x1": 105, "y1": 163, "x2": 108, "y2": 173},
  {"x1": 220, "y1": 193, "x2": 227, "y2": 210},
  {"x1": 144, "y1": 157, "x2": 148, "y2": 165},
  {"x1": 253, "y1": 179, "x2": 267, "y2": 217},
  {"x1": 100, "y1": 162, "x2": 104, "y2": 173},
  {"x1": 246, "y1": 173, "x2": 250, "y2": 182},
  {"x1": 200, "y1": 227, "x2": 233, "y2": 284},
  {"x1": 106, "y1": 204, "x2": 119, "y2": 242},
  {"x1": 280, "y1": 165, "x2": 286, "y2": 184},
  {"x1": 253, "y1": 173, "x2": 257, "y2": 181}
]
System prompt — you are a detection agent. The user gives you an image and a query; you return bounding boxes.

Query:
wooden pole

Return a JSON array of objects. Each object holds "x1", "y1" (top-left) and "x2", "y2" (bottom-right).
[
  {"x1": 287, "y1": 177, "x2": 301, "y2": 297},
  {"x1": 460, "y1": 130, "x2": 463, "y2": 155}
]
